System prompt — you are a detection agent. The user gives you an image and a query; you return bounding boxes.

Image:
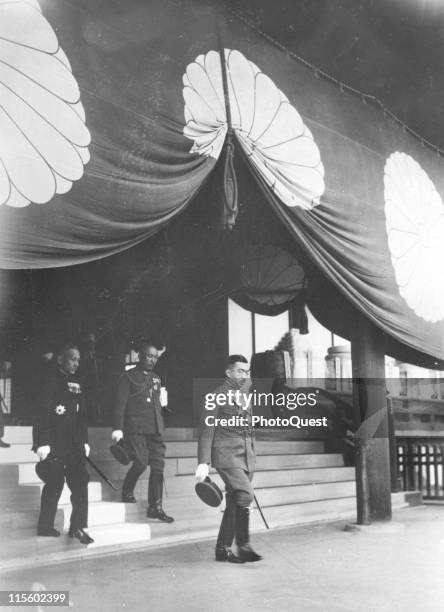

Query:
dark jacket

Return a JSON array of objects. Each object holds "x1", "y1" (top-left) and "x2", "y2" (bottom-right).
[
  {"x1": 32, "y1": 368, "x2": 88, "y2": 457},
  {"x1": 113, "y1": 367, "x2": 164, "y2": 435},
  {"x1": 197, "y1": 379, "x2": 255, "y2": 472}
]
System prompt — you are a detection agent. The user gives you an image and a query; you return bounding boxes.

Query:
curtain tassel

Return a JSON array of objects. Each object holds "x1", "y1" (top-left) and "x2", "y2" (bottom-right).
[{"x1": 219, "y1": 129, "x2": 238, "y2": 230}]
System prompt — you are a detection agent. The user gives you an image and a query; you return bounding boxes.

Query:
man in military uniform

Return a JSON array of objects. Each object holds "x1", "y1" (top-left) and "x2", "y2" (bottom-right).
[
  {"x1": 33, "y1": 343, "x2": 93, "y2": 544},
  {"x1": 111, "y1": 341, "x2": 173, "y2": 523},
  {"x1": 195, "y1": 355, "x2": 262, "y2": 563}
]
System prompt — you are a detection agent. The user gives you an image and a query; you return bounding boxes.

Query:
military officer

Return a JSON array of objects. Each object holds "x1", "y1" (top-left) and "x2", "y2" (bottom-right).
[
  {"x1": 112, "y1": 341, "x2": 173, "y2": 523},
  {"x1": 195, "y1": 355, "x2": 262, "y2": 563},
  {"x1": 33, "y1": 343, "x2": 93, "y2": 544}
]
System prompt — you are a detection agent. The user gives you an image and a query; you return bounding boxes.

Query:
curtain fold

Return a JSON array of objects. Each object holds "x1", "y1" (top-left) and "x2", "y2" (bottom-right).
[{"x1": 1, "y1": 0, "x2": 444, "y2": 364}]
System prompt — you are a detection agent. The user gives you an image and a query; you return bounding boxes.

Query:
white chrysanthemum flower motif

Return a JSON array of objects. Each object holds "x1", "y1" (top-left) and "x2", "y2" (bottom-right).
[
  {"x1": 384, "y1": 151, "x2": 444, "y2": 323},
  {"x1": 183, "y1": 49, "x2": 325, "y2": 209},
  {"x1": 0, "y1": 0, "x2": 91, "y2": 207},
  {"x1": 55, "y1": 405, "x2": 66, "y2": 415}
]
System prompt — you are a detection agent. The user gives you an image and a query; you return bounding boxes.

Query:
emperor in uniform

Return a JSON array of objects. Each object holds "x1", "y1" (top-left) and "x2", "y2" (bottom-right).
[{"x1": 196, "y1": 355, "x2": 262, "y2": 563}]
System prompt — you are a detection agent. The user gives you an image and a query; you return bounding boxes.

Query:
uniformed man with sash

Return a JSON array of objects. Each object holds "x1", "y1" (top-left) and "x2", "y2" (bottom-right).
[
  {"x1": 33, "y1": 343, "x2": 93, "y2": 544},
  {"x1": 112, "y1": 341, "x2": 174, "y2": 523}
]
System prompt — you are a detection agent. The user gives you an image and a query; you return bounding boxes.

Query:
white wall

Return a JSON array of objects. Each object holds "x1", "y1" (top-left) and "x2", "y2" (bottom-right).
[
  {"x1": 228, "y1": 299, "x2": 253, "y2": 357},
  {"x1": 254, "y1": 311, "x2": 290, "y2": 353}
]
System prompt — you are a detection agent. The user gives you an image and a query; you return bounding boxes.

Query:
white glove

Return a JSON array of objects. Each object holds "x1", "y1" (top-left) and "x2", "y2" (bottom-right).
[
  {"x1": 84, "y1": 443, "x2": 90, "y2": 457},
  {"x1": 37, "y1": 445, "x2": 50, "y2": 461},
  {"x1": 160, "y1": 387, "x2": 168, "y2": 408},
  {"x1": 111, "y1": 430, "x2": 123, "y2": 442},
  {"x1": 195, "y1": 463, "x2": 209, "y2": 482}
]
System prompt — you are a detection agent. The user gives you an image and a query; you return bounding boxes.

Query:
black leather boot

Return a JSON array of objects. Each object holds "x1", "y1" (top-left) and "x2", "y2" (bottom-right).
[
  {"x1": 215, "y1": 494, "x2": 244, "y2": 563},
  {"x1": 147, "y1": 472, "x2": 174, "y2": 523},
  {"x1": 235, "y1": 507, "x2": 262, "y2": 562},
  {"x1": 122, "y1": 462, "x2": 144, "y2": 502}
]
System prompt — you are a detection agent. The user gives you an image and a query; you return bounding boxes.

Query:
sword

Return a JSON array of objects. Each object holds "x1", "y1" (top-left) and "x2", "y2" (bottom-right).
[
  {"x1": 86, "y1": 456, "x2": 118, "y2": 490},
  {"x1": 254, "y1": 493, "x2": 269, "y2": 529}
]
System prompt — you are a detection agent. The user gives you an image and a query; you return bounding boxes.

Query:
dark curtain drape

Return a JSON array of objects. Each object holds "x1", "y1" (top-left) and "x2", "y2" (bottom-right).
[{"x1": 1, "y1": 0, "x2": 444, "y2": 365}]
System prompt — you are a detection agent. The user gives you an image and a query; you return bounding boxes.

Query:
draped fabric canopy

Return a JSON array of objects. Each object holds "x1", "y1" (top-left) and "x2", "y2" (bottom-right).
[
  {"x1": 1, "y1": 0, "x2": 444, "y2": 364},
  {"x1": 230, "y1": 243, "x2": 306, "y2": 317}
]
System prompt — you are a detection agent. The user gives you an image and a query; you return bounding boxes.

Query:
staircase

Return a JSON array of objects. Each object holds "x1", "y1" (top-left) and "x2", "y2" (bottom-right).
[{"x1": 0, "y1": 426, "x2": 416, "y2": 571}]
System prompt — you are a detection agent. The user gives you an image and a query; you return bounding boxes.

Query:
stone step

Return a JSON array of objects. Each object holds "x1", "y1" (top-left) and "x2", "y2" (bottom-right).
[
  {"x1": 254, "y1": 466, "x2": 355, "y2": 487},
  {"x1": 15, "y1": 458, "x2": 184, "y2": 484},
  {"x1": 105, "y1": 482, "x2": 356, "y2": 518},
  {"x1": 112, "y1": 496, "x2": 358, "y2": 539},
  {"x1": 258, "y1": 496, "x2": 357, "y2": 529},
  {"x1": 391, "y1": 491, "x2": 423, "y2": 508},
  {"x1": 87, "y1": 427, "x2": 198, "y2": 443},
  {"x1": 4, "y1": 426, "x2": 334, "y2": 446},
  {"x1": 177, "y1": 453, "x2": 345, "y2": 475},
  {"x1": 0, "y1": 445, "x2": 36, "y2": 464},
  {"x1": 0, "y1": 481, "x2": 103, "y2": 510},
  {"x1": 0, "y1": 496, "x2": 218, "y2": 536},
  {"x1": 254, "y1": 428, "x2": 325, "y2": 441},
  {"x1": 1, "y1": 522, "x2": 152, "y2": 572},
  {"x1": 3, "y1": 426, "x2": 198, "y2": 445},
  {"x1": 16, "y1": 452, "x2": 345, "y2": 485},
  {"x1": 2, "y1": 427, "x2": 34, "y2": 444},
  {"x1": 100, "y1": 467, "x2": 356, "y2": 502},
  {"x1": 147, "y1": 497, "x2": 358, "y2": 535},
  {"x1": 0, "y1": 497, "x2": 417, "y2": 573},
  {"x1": 0, "y1": 500, "x2": 128, "y2": 532},
  {"x1": 88, "y1": 439, "x2": 325, "y2": 460},
  {"x1": 256, "y1": 481, "x2": 356, "y2": 507},
  {"x1": 17, "y1": 460, "x2": 127, "y2": 485},
  {"x1": 258, "y1": 440, "x2": 324, "y2": 454},
  {"x1": 0, "y1": 438, "x2": 326, "y2": 465},
  {"x1": 0, "y1": 476, "x2": 358, "y2": 534},
  {"x1": 99, "y1": 473, "x2": 226, "y2": 503},
  {"x1": 0, "y1": 464, "x2": 19, "y2": 484}
]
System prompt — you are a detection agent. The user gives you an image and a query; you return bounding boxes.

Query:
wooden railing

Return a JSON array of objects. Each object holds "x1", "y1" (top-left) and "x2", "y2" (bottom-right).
[{"x1": 397, "y1": 437, "x2": 444, "y2": 500}]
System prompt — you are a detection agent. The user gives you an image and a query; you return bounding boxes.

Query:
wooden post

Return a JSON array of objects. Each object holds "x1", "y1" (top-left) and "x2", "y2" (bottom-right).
[
  {"x1": 387, "y1": 395, "x2": 399, "y2": 493},
  {"x1": 351, "y1": 313, "x2": 392, "y2": 522}
]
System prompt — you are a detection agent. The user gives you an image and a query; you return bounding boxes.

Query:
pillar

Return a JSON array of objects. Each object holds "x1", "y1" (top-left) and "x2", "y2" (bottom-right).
[{"x1": 351, "y1": 313, "x2": 392, "y2": 523}]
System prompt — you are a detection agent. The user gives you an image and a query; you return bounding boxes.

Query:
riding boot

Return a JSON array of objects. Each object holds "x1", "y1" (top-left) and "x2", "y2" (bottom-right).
[
  {"x1": 146, "y1": 472, "x2": 174, "y2": 523},
  {"x1": 235, "y1": 506, "x2": 262, "y2": 562},
  {"x1": 215, "y1": 493, "x2": 243, "y2": 563},
  {"x1": 122, "y1": 463, "x2": 144, "y2": 502}
]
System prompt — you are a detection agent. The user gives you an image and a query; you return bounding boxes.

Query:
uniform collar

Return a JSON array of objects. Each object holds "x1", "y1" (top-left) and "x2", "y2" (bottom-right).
[
  {"x1": 224, "y1": 377, "x2": 240, "y2": 390},
  {"x1": 136, "y1": 366, "x2": 156, "y2": 377}
]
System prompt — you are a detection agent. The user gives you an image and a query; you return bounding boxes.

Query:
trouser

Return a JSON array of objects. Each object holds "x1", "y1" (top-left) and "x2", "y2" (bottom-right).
[
  {"x1": 37, "y1": 454, "x2": 89, "y2": 531},
  {"x1": 123, "y1": 433, "x2": 166, "y2": 507},
  {"x1": 217, "y1": 468, "x2": 254, "y2": 508},
  {"x1": 216, "y1": 468, "x2": 254, "y2": 548}
]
